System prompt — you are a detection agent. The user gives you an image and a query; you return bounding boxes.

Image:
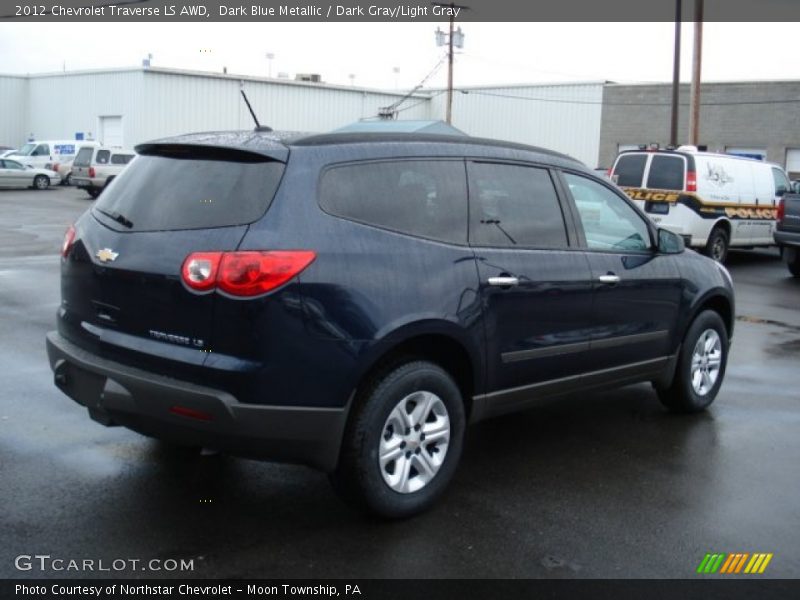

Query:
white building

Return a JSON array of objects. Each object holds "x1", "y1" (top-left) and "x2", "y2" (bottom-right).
[{"x1": 0, "y1": 66, "x2": 605, "y2": 166}]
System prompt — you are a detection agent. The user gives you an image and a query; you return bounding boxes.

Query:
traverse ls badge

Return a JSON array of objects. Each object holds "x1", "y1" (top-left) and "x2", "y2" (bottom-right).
[{"x1": 95, "y1": 248, "x2": 119, "y2": 263}]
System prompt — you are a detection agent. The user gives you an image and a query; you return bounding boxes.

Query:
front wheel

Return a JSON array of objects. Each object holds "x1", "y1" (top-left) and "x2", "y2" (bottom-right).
[
  {"x1": 33, "y1": 175, "x2": 49, "y2": 190},
  {"x1": 330, "y1": 361, "x2": 465, "y2": 518},
  {"x1": 704, "y1": 227, "x2": 729, "y2": 263},
  {"x1": 657, "y1": 310, "x2": 729, "y2": 413}
]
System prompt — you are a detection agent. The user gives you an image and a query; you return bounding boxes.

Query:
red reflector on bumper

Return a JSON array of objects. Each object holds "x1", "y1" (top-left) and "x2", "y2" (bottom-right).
[{"x1": 169, "y1": 405, "x2": 214, "y2": 421}]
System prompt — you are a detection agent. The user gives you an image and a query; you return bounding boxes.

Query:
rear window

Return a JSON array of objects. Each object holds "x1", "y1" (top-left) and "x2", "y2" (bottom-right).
[
  {"x1": 93, "y1": 154, "x2": 285, "y2": 232},
  {"x1": 319, "y1": 160, "x2": 467, "y2": 244},
  {"x1": 74, "y1": 147, "x2": 93, "y2": 166},
  {"x1": 614, "y1": 154, "x2": 647, "y2": 187},
  {"x1": 647, "y1": 155, "x2": 685, "y2": 191}
]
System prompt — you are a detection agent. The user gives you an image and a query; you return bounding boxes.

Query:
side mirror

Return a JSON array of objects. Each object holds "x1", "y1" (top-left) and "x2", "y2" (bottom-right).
[{"x1": 657, "y1": 228, "x2": 685, "y2": 254}]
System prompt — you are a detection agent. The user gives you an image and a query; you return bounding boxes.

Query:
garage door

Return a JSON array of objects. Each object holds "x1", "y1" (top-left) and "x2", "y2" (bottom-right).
[
  {"x1": 99, "y1": 116, "x2": 123, "y2": 147},
  {"x1": 725, "y1": 146, "x2": 766, "y2": 161},
  {"x1": 786, "y1": 149, "x2": 800, "y2": 179}
]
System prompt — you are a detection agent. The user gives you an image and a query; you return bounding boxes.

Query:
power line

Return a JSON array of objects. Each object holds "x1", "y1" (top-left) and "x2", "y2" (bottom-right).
[
  {"x1": 379, "y1": 55, "x2": 447, "y2": 117},
  {"x1": 458, "y1": 88, "x2": 800, "y2": 107}
]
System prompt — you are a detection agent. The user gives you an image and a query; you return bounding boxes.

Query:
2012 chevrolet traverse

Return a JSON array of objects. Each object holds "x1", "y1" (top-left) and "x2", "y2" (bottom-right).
[{"x1": 47, "y1": 130, "x2": 734, "y2": 517}]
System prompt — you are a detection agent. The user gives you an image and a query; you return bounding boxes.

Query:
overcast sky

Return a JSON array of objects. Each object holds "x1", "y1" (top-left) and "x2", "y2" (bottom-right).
[{"x1": 0, "y1": 22, "x2": 797, "y2": 90}]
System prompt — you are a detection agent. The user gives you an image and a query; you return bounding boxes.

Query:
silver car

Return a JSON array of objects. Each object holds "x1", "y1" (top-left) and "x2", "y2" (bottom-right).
[{"x1": 0, "y1": 158, "x2": 61, "y2": 190}]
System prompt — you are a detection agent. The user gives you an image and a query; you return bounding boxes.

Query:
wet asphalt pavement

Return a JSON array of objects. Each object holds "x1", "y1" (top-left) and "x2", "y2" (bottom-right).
[{"x1": 1, "y1": 187, "x2": 798, "y2": 579}]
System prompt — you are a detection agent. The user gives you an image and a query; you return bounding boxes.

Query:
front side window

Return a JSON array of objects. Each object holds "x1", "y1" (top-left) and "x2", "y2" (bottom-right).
[
  {"x1": 33, "y1": 144, "x2": 50, "y2": 157},
  {"x1": 565, "y1": 173, "x2": 652, "y2": 252},
  {"x1": 319, "y1": 160, "x2": 467, "y2": 244},
  {"x1": 772, "y1": 167, "x2": 790, "y2": 196},
  {"x1": 468, "y1": 162, "x2": 567, "y2": 248}
]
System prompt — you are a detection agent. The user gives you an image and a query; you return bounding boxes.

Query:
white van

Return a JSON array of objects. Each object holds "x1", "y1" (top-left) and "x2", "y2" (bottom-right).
[
  {"x1": 610, "y1": 146, "x2": 792, "y2": 262},
  {"x1": 7, "y1": 140, "x2": 99, "y2": 171}
]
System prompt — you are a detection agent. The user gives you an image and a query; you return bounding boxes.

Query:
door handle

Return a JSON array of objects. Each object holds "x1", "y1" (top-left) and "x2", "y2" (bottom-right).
[
  {"x1": 598, "y1": 274, "x2": 621, "y2": 284},
  {"x1": 488, "y1": 276, "x2": 519, "y2": 287}
]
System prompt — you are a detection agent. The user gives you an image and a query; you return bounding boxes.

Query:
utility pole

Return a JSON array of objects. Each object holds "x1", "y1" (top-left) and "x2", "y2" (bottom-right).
[
  {"x1": 669, "y1": 0, "x2": 681, "y2": 147},
  {"x1": 433, "y1": 3, "x2": 468, "y2": 124},
  {"x1": 688, "y1": 0, "x2": 703, "y2": 146},
  {"x1": 446, "y1": 14, "x2": 454, "y2": 124}
]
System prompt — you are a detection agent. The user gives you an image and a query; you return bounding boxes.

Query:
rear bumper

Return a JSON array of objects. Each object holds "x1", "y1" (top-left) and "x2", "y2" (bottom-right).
[
  {"x1": 774, "y1": 230, "x2": 800, "y2": 248},
  {"x1": 72, "y1": 177, "x2": 102, "y2": 190},
  {"x1": 45, "y1": 331, "x2": 349, "y2": 471}
]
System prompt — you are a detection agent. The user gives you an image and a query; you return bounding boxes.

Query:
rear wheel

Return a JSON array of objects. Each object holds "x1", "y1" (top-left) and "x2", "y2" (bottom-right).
[
  {"x1": 87, "y1": 188, "x2": 100, "y2": 199},
  {"x1": 785, "y1": 248, "x2": 800, "y2": 278},
  {"x1": 33, "y1": 175, "x2": 49, "y2": 190},
  {"x1": 330, "y1": 360, "x2": 465, "y2": 518},
  {"x1": 657, "y1": 310, "x2": 729, "y2": 413},
  {"x1": 704, "y1": 226, "x2": 729, "y2": 263}
]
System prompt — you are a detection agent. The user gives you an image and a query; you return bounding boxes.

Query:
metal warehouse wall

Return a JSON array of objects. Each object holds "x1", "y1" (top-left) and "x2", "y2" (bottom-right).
[
  {"x1": 136, "y1": 68, "x2": 431, "y2": 143},
  {"x1": 25, "y1": 70, "x2": 145, "y2": 147},
  {"x1": 599, "y1": 81, "x2": 800, "y2": 169},
  {"x1": 0, "y1": 76, "x2": 29, "y2": 147},
  {"x1": 2, "y1": 67, "x2": 431, "y2": 150},
  {"x1": 430, "y1": 82, "x2": 605, "y2": 167}
]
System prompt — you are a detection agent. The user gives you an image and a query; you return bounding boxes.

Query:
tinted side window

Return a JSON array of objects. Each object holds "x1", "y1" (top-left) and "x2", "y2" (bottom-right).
[
  {"x1": 468, "y1": 162, "x2": 567, "y2": 248},
  {"x1": 96, "y1": 150, "x2": 111, "y2": 164},
  {"x1": 565, "y1": 173, "x2": 652, "y2": 252},
  {"x1": 614, "y1": 154, "x2": 648, "y2": 187},
  {"x1": 111, "y1": 153, "x2": 134, "y2": 165},
  {"x1": 647, "y1": 155, "x2": 685, "y2": 190},
  {"x1": 319, "y1": 160, "x2": 467, "y2": 244},
  {"x1": 33, "y1": 144, "x2": 50, "y2": 157}
]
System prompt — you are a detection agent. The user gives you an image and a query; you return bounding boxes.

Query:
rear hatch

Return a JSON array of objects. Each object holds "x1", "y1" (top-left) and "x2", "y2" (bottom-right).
[
  {"x1": 60, "y1": 145, "x2": 286, "y2": 379},
  {"x1": 71, "y1": 146, "x2": 94, "y2": 181}
]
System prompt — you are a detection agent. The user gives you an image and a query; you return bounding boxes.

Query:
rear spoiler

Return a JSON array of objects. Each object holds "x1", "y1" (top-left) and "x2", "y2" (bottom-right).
[{"x1": 134, "y1": 143, "x2": 288, "y2": 163}]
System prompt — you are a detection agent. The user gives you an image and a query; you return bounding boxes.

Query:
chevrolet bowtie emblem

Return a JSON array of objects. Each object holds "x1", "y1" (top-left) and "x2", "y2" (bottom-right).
[{"x1": 95, "y1": 248, "x2": 119, "y2": 263}]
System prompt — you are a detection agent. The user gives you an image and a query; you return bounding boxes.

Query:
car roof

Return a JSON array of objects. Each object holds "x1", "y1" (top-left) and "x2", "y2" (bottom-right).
[{"x1": 136, "y1": 129, "x2": 583, "y2": 167}]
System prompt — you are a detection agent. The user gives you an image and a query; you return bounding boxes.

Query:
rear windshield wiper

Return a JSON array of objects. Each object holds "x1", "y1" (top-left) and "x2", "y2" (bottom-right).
[{"x1": 96, "y1": 208, "x2": 133, "y2": 229}]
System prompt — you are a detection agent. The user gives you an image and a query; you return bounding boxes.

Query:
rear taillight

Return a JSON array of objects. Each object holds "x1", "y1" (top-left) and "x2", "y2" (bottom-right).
[
  {"x1": 181, "y1": 252, "x2": 222, "y2": 292},
  {"x1": 88, "y1": 166, "x2": 96, "y2": 178},
  {"x1": 61, "y1": 224, "x2": 76, "y2": 258},
  {"x1": 777, "y1": 198, "x2": 785, "y2": 223},
  {"x1": 686, "y1": 170, "x2": 697, "y2": 192},
  {"x1": 606, "y1": 167, "x2": 614, "y2": 178},
  {"x1": 181, "y1": 251, "x2": 316, "y2": 297}
]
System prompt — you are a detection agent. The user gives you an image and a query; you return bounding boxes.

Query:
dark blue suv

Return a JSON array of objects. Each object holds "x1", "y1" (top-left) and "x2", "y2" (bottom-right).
[{"x1": 47, "y1": 131, "x2": 734, "y2": 517}]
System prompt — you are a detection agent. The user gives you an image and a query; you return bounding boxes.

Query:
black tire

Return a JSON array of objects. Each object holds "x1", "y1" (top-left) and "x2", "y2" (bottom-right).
[
  {"x1": 704, "y1": 226, "x2": 729, "y2": 263},
  {"x1": 63, "y1": 173, "x2": 71, "y2": 186},
  {"x1": 785, "y1": 249, "x2": 800, "y2": 278},
  {"x1": 33, "y1": 175, "x2": 49, "y2": 190},
  {"x1": 87, "y1": 188, "x2": 100, "y2": 199},
  {"x1": 330, "y1": 360, "x2": 465, "y2": 519},
  {"x1": 657, "y1": 310, "x2": 729, "y2": 413}
]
